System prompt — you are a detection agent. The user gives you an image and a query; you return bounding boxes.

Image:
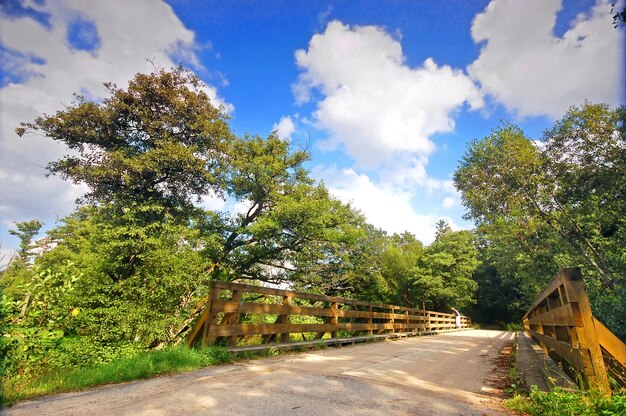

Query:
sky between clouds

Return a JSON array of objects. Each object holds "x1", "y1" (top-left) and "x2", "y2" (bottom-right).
[{"x1": 0, "y1": 0, "x2": 624, "y2": 259}]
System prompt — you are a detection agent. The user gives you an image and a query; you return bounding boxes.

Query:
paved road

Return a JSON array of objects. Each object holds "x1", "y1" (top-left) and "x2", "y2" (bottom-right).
[{"x1": 3, "y1": 330, "x2": 514, "y2": 416}]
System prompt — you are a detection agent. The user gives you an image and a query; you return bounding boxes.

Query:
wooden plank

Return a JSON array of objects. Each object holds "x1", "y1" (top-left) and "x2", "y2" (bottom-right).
[
  {"x1": 193, "y1": 281, "x2": 471, "y2": 349},
  {"x1": 212, "y1": 301, "x2": 423, "y2": 321},
  {"x1": 213, "y1": 281, "x2": 386, "y2": 308},
  {"x1": 186, "y1": 304, "x2": 208, "y2": 347},
  {"x1": 524, "y1": 267, "x2": 582, "y2": 319},
  {"x1": 527, "y1": 304, "x2": 580, "y2": 327},
  {"x1": 331, "y1": 302, "x2": 339, "y2": 338},
  {"x1": 594, "y1": 317, "x2": 626, "y2": 367},
  {"x1": 529, "y1": 329, "x2": 585, "y2": 371},
  {"x1": 212, "y1": 281, "x2": 452, "y2": 316},
  {"x1": 279, "y1": 295, "x2": 292, "y2": 343},
  {"x1": 207, "y1": 322, "x2": 401, "y2": 337}
]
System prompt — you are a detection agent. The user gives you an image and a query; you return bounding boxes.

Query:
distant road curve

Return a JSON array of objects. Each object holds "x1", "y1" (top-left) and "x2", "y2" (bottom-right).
[{"x1": 4, "y1": 329, "x2": 515, "y2": 416}]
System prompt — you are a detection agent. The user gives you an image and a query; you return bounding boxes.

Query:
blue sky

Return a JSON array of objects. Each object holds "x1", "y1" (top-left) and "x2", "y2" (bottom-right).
[{"x1": 0, "y1": 0, "x2": 624, "y2": 261}]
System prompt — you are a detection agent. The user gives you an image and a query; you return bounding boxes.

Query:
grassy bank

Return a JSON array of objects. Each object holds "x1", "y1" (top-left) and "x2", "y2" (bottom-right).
[
  {"x1": 505, "y1": 387, "x2": 626, "y2": 416},
  {"x1": 1, "y1": 346, "x2": 231, "y2": 406}
]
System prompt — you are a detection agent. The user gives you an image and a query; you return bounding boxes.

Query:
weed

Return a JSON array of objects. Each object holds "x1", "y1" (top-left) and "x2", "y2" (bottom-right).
[
  {"x1": 505, "y1": 387, "x2": 626, "y2": 416},
  {"x1": 504, "y1": 322, "x2": 524, "y2": 332}
]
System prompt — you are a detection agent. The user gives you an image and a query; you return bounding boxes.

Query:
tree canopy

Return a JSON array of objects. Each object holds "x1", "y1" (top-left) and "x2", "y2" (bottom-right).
[
  {"x1": 17, "y1": 67, "x2": 233, "y2": 214},
  {"x1": 455, "y1": 102, "x2": 626, "y2": 339}
]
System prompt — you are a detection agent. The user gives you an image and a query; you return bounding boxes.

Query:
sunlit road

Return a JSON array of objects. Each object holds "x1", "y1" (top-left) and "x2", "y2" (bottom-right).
[{"x1": 4, "y1": 330, "x2": 514, "y2": 416}]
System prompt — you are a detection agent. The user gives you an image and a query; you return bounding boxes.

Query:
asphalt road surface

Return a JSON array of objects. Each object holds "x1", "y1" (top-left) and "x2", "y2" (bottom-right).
[{"x1": 3, "y1": 329, "x2": 515, "y2": 416}]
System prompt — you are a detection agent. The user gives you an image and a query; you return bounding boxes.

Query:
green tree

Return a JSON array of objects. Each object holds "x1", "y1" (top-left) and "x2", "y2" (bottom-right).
[
  {"x1": 454, "y1": 107, "x2": 623, "y2": 290},
  {"x1": 380, "y1": 232, "x2": 423, "y2": 306},
  {"x1": 434, "y1": 219, "x2": 452, "y2": 242},
  {"x1": 16, "y1": 67, "x2": 233, "y2": 215},
  {"x1": 3, "y1": 220, "x2": 44, "y2": 297},
  {"x1": 15, "y1": 67, "x2": 381, "y2": 347},
  {"x1": 8, "y1": 220, "x2": 43, "y2": 262},
  {"x1": 413, "y1": 230, "x2": 479, "y2": 310}
]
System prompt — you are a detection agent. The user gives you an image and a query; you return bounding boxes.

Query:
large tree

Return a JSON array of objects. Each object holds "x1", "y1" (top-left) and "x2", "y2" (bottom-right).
[
  {"x1": 17, "y1": 67, "x2": 233, "y2": 215},
  {"x1": 454, "y1": 104, "x2": 626, "y2": 290}
]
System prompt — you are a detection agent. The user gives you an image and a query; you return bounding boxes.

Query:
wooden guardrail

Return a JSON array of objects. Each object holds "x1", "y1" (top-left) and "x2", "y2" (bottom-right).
[
  {"x1": 523, "y1": 267, "x2": 626, "y2": 394},
  {"x1": 188, "y1": 281, "x2": 471, "y2": 350}
]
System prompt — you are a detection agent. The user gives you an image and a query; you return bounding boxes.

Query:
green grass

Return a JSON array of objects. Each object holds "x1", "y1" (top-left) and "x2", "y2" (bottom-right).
[
  {"x1": 504, "y1": 322, "x2": 524, "y2": 332},
  {"x1": 505, "y1": 387, "x2": 626, "y2": 416},
  {"x1": 1, "y1": 346, "x2": 231, "y2": 406}
]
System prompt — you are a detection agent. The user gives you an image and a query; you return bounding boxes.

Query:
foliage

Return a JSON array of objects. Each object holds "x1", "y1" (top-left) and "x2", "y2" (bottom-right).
[
  {"x1": 613, "y1": 2, "x2": 626, "y2": 30},
  {"x1": 16, "y1": 67, "x2": 233, "y2": 214},
  {"x1": 2, "y1": 220, "x2": 44, "y2": 296},
  {"x1": 380, "y1": 232, "x2": 423, "y2": 306},
  {"x1": 413, "y1": 230, "x2": 479, "y2": 310},
  {"x1": 1, "y1": 262, "x2": 83, "y2": 377},
  {"x1": 454, "y1": 103, "x2": 626, "y2": 339},
  {"x1": 8, "y1": 220, "x2": 43, "y2": 262},
  {"x1": 505, "y1": 387, "x2": 626, "y2": 416},
  {"x1": 35, "y1": 205, "x2": 213, "y2": 348},
  {"x1": 5, "y1": 66, "x2": 397, "y2": 387},
  {"x1": 1, "y1": 345, "x2": 231, "y2": 406}
]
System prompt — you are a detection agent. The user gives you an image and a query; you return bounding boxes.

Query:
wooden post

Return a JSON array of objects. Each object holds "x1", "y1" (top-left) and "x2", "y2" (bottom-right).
[
  {"x1": 564, "y1": 272, "x2": 610, "y2": 394},
  {"x1": 368, "y1": 306, "x2": 373, "y2": 336},
  {"x1": 227, "y1": 290, "x2": 242, "y2": 346},
  {"x1": 331, "y1": 302, "x2": 338, "y2": 338},
  {"x1": 202, "y1": 284, "x2": 221, "y2": 348},
  {"x1": 405, "y1": 310, "x2": 410, "y2": 333},
  {"x1": 279, "y1": 295, "x2": 292, "y2": 343},
  {"x1": 390, "y1": 307, "x2": 395, "y2": 334}
]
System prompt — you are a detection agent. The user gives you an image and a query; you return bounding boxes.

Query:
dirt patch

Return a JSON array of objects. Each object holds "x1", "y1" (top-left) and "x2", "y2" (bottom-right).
[
  {"x1": 487, "y1": 341, "x2": 515, "y2": 396},
  {"x1": 480, "y1": 340, "x2": 521, "y2": 415}
]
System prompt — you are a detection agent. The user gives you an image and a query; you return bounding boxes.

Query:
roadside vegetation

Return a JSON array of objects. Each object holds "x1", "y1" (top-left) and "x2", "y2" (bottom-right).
[
  {"x1": 1, "y1": 345, "x2": 230, "y2": 405},
  {"x1": 1, "y1": 67, "x2": 624, "y2": 404},
  {"x1": 505, "y1": 388, "x2": 626, "y2": 416}
]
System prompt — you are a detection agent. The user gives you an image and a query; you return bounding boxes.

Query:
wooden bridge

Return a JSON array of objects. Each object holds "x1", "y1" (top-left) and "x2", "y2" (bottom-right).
[
  {"x1": 187, "y1": 281, "x2": 472, "y2": 352},
  {"x1": 188, "y1": 269, "x2": 626, "y2": 395},
  {"x1": 523, "y1": 267, "x2": 626, "y2": 394}
]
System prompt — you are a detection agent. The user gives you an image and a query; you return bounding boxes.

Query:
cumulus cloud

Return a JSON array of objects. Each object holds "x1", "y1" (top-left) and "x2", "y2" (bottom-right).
[
  {"x1": 468, "y1": 0, "x2": 624, "y2": 118},
  {"x1": 442, "y1": 196, "x2": 457, "y2": 209},
  {"x1": 313, "y1": 166, "x2": 458, "y2": 244},
  {"x1": 293, "y1": 20, "x2": 483, "y2": 169},
  {"x1": 272, "y1": 116, "x2": 296, "y2": 140},
  {"x1": 0, "y1": 1, "x2": 231, "y2": 230}
]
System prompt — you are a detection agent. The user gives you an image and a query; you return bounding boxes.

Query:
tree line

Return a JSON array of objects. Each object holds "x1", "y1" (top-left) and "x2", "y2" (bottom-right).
[{"x1": 1, "y1": 67, "x2": 624, "y2": 381}]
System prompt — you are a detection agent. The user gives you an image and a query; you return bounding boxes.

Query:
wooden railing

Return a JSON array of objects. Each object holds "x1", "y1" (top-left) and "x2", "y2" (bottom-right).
[
  {"x1": 188, "y1": 281, "x2": 471, "y2": 349},
  {"x1": 523, "y1": 267, "x2": 626, "y2": 394}
]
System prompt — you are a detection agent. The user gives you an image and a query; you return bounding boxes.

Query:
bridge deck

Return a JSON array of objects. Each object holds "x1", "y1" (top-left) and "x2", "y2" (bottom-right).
[{"x1": 6, "y1": 329, "x2": 514, "y2": 416}]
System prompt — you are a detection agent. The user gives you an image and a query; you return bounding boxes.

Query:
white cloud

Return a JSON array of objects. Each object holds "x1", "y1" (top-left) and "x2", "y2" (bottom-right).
[
  {"x1": 442, "y1": 196, "x2": 457, "y2": 209},
  {"x1": 199, "y1": 190, "x2": 227, "y2": 212},
  {"x1": 293, "y1": 20, "x2": 483, "y2": 169},
  {"x1": 378, "y1": 154, "x2": 456, "y2": 193},
  {"x1": 468, "y1": 0, "x2": 624, "y2": 118},
  {"x1": 0, "y1": 1, "x2": 231, "y2": 232},
  {"x1": 272, "y1": 116, "x2": 296, "y2": 140},
  {"x1": 313, "y1": 165, "x2": 458, "y2": 244}
]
